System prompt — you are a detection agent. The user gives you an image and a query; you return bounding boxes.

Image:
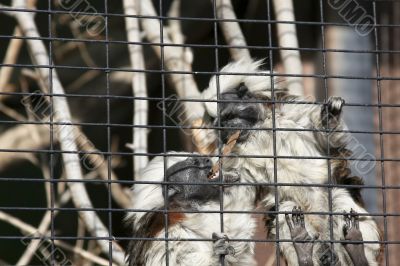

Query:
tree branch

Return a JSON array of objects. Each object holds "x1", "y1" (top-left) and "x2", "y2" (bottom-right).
[
  {"x1": 0, "y1": 210, "x2": 113, "y2": 266},
  {"x1": 140, "y1": 0, "x2": 204, "y2": 121},
  {"x1": 272, "y1": 0, "x2": 304, "y2": 95},
  {"x1": 16, "y1": 191, "x2": 71, "y2": 265},
  {"x1": 1, "y1": 1, "x2": 125, "y2": 263},
  {"x1": 123, "y1": 0, "x2": 149, "y2": 178},
  {"x1": 0, "y1": 27, "x2": 23, "y2": 101},
  {"x1": 215, "y1": 0, "x2": 251, "y2": 61}
]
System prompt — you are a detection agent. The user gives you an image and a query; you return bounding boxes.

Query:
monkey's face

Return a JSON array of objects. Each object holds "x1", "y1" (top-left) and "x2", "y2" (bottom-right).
[
  {"x1": 165, "y1": 157, "x2": 240, "y2": 208},
  {"x1": 213, "y1": 83, "x2": 268, "y2": 143}
]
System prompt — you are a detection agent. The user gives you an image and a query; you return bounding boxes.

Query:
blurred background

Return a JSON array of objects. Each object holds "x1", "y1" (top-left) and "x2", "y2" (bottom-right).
[{"x1": 0, "y1": 0, "x2": 398, "y2": 265}]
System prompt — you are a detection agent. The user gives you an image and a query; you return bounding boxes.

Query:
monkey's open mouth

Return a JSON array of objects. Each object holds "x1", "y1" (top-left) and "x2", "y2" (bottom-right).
[
  {"x1": 208, "y1": 170, "x2": 240, "y2": 187},
  {"x1": 208, "y1": 170, "x2": 219, "y2": 180}
]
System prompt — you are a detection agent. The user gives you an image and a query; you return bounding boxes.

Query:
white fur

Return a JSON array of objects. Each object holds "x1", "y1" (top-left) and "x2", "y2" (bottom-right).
[
  {"x1": 127, "y1": 152, "x2": 257, "y2": 266},
  {"x1": 202, "y1": 59, "x2": 381, "y2": 265},
  {"x1": 202, "y1": 58, "x2": 284, "y2": 118}
]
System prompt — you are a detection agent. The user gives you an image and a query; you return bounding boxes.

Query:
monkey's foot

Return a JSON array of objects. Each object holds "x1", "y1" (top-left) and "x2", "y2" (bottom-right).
[
  {"x1": 285, "y1": 206, "x2": 316, "y2": 266},
  {"x1": 343, "y1": 209, "x2": 369, "y2": 266},
  {"x1": 212, "y1": 232, "x2": 235, "y2": 257},
  {"x1": 321, "y1": 96, "x2": 345, "y2": 129}
]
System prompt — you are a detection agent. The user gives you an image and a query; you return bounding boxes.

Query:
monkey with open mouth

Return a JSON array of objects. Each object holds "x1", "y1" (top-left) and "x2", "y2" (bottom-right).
[{"x1": 126, "y1": 153, "x2": 258, "y2": 266}]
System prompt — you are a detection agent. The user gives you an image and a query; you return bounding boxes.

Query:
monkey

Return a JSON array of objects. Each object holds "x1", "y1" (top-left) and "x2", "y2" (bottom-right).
[
  {"x1": 201, "y1": 59, "x2": 381, "y2": 265},
  {"x1": 126, "y1": 153, "x2": 257, "y2": 266}
]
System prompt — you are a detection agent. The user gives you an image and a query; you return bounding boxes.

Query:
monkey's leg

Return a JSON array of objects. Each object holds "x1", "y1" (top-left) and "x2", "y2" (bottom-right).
[
  {"x1": 343, "y1": 209, "x2": 369, "y2": 266},
  {"x1": 285, "y1": 207, "x2": 317, "y2": 266},
  {"x1": 320, "y1": 96, "x2": 345, "y2": 130}
]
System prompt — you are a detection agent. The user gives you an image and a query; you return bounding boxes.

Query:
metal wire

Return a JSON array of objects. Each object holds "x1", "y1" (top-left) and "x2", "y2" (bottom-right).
[{"x1": 0, "y1": 1, "x2": 398, "y2": 265}]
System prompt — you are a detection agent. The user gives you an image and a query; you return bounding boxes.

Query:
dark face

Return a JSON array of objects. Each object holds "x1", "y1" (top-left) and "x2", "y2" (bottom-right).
[
  {"x1": 213, "y1": 83, "x2": 266, "y2": 143},
  {"x1": 164, "y1": 157, "x2": 240, "y2": 208}
]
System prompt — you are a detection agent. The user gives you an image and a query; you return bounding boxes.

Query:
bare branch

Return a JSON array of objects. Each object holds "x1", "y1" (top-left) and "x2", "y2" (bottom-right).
[
  {"x1": 1, "y1": 1, "x2": 125, "y2": 263},
  {"x1": 0, "y1": 124, "x2": 46, "y2": 171},
  {"x1": 0, "y1": 102, "x2": 26, "y2": 121},
  {"x1": 0, "y1": 210, "x2": 113, "y2": 266},
  {"x1": 140, "y1": 0, "x2": 204, "y2": 121},
  {"x1": 215, "y1": 0, "x2": 251, "y2": 61},
  {"x1": 0, "y1": 27, "x2": 23, "y2": 101},
  {"x1": 16, "y1": 191, "x2": 71, "y2": 265},
  {"x1": 123, "y1": 0, "x2": 149, "y2": 178},
  {"x1": 272, "y1": 0, "x2": 304, "y2": 95},
  {"x1": 139, "y1": 0, "x2": 216, "y2": 154}
]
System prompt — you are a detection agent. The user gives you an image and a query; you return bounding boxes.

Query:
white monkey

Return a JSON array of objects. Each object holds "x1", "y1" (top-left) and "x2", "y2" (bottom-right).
[
  {"x1": 201, "y1": 59, "x2": 381, "y2": 265},
  {"x1": 125, "y1": 152, "x2": 257, "y2": 266}
]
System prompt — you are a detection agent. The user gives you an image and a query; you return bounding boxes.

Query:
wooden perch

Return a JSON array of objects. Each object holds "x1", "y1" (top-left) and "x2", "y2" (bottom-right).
[
  {"x1": 1, "y1": 1, "x2": 125, "y2": 263},
  {"x1": 215, "y1": 0, "x2": 251, "y2": 61},
  {"x1": 273, "y1": 0, "x2": 304, "y2": 95},
  {"x1": 123, "y1": 0, "x2": 149, "y2": 177}
]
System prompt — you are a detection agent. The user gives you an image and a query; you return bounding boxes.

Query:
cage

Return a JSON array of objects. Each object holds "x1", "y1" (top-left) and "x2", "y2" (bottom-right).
[{"x1": 0, "y1": 0, "x2": 398, "y2": 265}]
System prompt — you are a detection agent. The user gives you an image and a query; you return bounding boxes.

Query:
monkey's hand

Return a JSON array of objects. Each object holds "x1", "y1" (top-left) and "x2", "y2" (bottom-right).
[
  {"x1": 212, "y1": 232, "x2": 235, "y2": 257},
  {"x1": 342, "y1": 209, "x2": 369, "y2": 266},
  {"x1": 285, "y1": 206, "x2": 317, "y2": 266},
  {"x1": 321, "y1": 96, "x2": 345, "y2": 130}
]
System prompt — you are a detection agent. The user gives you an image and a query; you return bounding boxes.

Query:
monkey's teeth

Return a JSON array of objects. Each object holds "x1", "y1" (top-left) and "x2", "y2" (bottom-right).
[{"x1": 210, "y1": 171, "x2": 219, "y2": 180}]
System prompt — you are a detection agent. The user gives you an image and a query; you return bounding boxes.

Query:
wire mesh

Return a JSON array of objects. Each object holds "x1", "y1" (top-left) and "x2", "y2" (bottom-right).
[{"x1": 0, "y1": 0, "x2": 398, "y2": 265}]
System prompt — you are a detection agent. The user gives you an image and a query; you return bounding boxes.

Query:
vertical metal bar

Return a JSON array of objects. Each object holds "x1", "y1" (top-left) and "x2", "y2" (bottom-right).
[
  {"x1": 103, "y1": 0, "x2": 113, "y2": 264},
  {"x1": 319, "y1": 1, "x2": 335, "y2": 263},
  {"x1": 158, "y1": 1, "x2": 169, "y2": 265},
  {"x1": 211, "y1": 0, "x2": 225, "y2": 265},
  {"x1": 47, "y1": 0, "x2": 56, "y2": 265},
  {"x1": 266, "y1": 1, "x2": 279, "y2": 265},
  {"x1": 372, "y1": 1, "x2": 389, "y2": 265}
]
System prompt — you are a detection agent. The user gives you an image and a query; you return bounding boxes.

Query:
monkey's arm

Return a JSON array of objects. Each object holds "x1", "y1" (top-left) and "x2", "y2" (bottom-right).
[
  {"x1": 343, "y1": 210, "x2": 369, "y2": 266},
  {"x1": 285, "y1": 207, "x2": 317, "y2": 266}
]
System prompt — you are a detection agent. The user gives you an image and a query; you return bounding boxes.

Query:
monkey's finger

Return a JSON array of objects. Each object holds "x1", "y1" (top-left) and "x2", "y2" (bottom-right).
[
  {"x1": 285, "y1": 214, "x2": 293, "y2": 232},
  {"x1": 212, "y1": 232, "x2": 224, "y2": 241},
  {"x1": 344, "y1": 214, "x2": 350, "y2": 229},
  {"x1": 292, "y1": 207, "x2": 299, "y2": 224},
  {"x1": 300, "y1": 213, "x2": 305, "y2": 228},
  {"x1": 343, "y1": 224, "x2": 349, "y2": 237},
  {"x1": 354, "y1": 214, "x2": 360, "y2": 229}
]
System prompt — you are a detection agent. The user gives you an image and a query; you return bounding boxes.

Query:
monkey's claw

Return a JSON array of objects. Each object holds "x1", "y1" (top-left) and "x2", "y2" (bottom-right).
[
  {"x1": 343, "y1": 209, "x2": 362, "y2": 241},
  {"x1": 321, "y1": 96, "x2": 345, "y2": 129},
  {"x1": 212, "y1": 232, "x2": 235, "y2": 256},
  {"x1": 327, "y1": 96, "x2": 345, "y2": 116}
]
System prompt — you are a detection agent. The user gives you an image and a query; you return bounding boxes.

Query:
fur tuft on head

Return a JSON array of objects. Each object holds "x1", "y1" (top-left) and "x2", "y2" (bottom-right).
[{"x1": 202, "y1": 58, "x2": 283, "y2": 118}]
